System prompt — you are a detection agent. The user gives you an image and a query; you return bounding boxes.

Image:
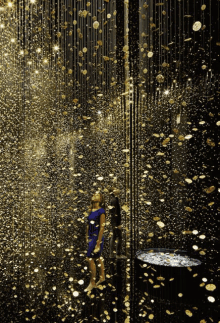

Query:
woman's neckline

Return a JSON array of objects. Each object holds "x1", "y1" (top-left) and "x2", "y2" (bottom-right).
[{"x1": 92, "y1": 208, "x2": 101, "y2": 212}]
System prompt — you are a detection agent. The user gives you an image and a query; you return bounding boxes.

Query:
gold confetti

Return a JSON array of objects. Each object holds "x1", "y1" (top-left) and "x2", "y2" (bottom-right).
[
  {"x1": 185, "y1": 207, "x2": 193, "y2": 212},
  {"x1": 157, "y1": 276, "x2": 165, "y2": 281},
  {"x1": 156, "y1": 74, "x2": 165, "y2": 83},
  {"x1": 178, "y1": 135, "x2": 185, "y2": 141},
  {"x1": 193, "y1": 21, "x2": 202, "y2": 31},
  {"x1": 162, "y1": 137, "x2": 170, "y2": 145},
  {"x1": 204, "y1": 186, "x2": 215, "y2": 194},
  {"x1": 205, "y1": 284, "x2": 216, "y2": 291},
  {"x1": 157, "y1": 221, "x2": 165, "y2": 228},
  {"x1": 206, "y1": 138, "x2": 215, "y2": 147},
  {"x1": 185, "y1": 310, "x2": 193, "y2": 317}
]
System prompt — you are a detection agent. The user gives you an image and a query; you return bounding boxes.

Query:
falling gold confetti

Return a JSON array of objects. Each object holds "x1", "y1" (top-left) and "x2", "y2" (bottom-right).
[
  {"x1": 185, "y1": 310, "x2": 193, "y2": 317},
  {"x1": 157, "y1": 221, "x2": 165, "y2": 228},
  {"x1": 207, "y1": 296, "x2": 215, "y2": 303},
  {"x1": 156, "y1": 74, "x2": 165, "y2": 83},
  {"x1": 193, "y1": 21, "x2": 202, "y2": 31},
  {"x1": 205, "y1": 284, "x2": 216, "y2": 291},
  {"x1": 204, "y1": 186, "x2": 215, "y2": 194}
]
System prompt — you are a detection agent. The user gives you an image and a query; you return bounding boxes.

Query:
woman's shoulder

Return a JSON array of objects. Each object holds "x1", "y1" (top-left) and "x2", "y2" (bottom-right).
[{"x1": 99, "y1": 207, "x2": 106, "y2": 215}]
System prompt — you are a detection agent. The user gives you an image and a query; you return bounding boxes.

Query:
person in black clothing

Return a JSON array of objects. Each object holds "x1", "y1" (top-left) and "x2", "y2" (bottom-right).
[{"x1": 108, "y1": 187, "x2": 126, "y2": 259}]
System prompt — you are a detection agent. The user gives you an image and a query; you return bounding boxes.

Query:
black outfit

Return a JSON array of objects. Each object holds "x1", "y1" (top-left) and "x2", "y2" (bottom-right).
[{"x1": 109, "y1": 193, "x2": 122, "y2": 256}]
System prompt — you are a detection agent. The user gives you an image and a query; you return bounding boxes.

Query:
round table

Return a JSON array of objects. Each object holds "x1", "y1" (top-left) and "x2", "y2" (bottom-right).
[{"x1": 135, "y1": 248, "x2": 204, "y2": 304}]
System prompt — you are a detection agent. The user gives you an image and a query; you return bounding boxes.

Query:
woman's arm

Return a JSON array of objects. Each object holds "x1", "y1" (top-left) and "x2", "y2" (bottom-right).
[{"x1": 96, "y1": 213, "x2": 105, "y2": 245}]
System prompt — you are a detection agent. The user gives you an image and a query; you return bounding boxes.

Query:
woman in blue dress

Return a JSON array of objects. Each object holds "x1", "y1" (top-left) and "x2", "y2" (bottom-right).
[{"x1": 84, "y1": 191, "x2": 106, "y2": 292}]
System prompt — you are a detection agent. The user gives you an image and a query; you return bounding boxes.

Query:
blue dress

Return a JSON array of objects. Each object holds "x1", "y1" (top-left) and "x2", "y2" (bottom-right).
[{"x1": 86, "y1": 208, "x2": 105, "y2": 258}]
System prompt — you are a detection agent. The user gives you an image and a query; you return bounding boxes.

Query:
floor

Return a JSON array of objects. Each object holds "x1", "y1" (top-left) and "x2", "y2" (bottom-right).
[{"x1": 0, "y1": 253, "x2": 219, "y2": 322}]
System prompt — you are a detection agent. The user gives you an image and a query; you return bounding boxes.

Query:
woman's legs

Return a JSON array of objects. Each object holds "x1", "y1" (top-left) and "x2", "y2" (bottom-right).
[
  {"x1": 96, "y1": 256, "x2": 105, "y2": 285},
  {"x1": 85, "y1": 257, "x2": 96, "y2": 291}
]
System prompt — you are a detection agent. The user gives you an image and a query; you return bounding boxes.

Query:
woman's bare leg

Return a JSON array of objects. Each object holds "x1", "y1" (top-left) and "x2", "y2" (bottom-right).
[
  {"x1": 85, "y1": 257, "x2": 96, "y2": 291},
  {"x1": 96, "y1": 257, "x2": 105, "y2": 285}
]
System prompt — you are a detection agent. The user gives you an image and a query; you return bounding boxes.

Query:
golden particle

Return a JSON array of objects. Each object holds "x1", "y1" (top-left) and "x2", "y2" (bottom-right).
[
  {"x1": 205, "y1": 284, "x2": 216, "y2": 291},
  {"x1": 157, "y1": 221, "x2": 165, "y2": 228},
  {"x1": 185, "y1": 310, "x2": 193, "y2": 317},
  {"x1": 185, "y1": 178, "x2": 192, "y2": 184},
  {"x1": 156, "y1": 74, "x2": 165, "y2": 83},
  {"x1": 206, "y1": 138, "x2": 215, "y2": 147},
  {"x1": 93, "y1": 21, "x2": 99, "y2": 29},
  {"x1": 204, "y1": 186, "x2": 215, "y2": 194},
  {"x1": 193, "y1": 21, "x2": 202, "y2": 31},
  {"x1": 162, "y1": 137, "x2": 170, "y2": 145},
  {"x1": 178, "y1": 135, "x2": 185, "y2": 141}
]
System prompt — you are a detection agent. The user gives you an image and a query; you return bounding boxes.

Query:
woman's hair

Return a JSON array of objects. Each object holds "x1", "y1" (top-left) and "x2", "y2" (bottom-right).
[{"x1": 88, "y1": 192, "x2": 106, "y2": 215}]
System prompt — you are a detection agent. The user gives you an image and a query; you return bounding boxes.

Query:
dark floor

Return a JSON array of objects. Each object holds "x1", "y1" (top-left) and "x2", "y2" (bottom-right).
[{"x1": 0, "y1": 254, "x2": 219, "y2": 323}]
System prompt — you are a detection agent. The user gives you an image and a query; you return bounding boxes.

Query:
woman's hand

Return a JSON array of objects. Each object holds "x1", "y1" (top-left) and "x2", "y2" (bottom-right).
[
  {"x1": 86, "y1": 237, "x2": 89, "y2": 244},
  {"x1": 94, "y1": 242, "x2": 100, "y2": 253}
]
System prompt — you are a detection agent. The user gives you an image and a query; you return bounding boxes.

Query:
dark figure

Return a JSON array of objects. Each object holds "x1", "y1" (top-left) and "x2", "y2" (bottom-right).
[{"x1": 109, "y1": 187, "x2": 126, "y2": 259}]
